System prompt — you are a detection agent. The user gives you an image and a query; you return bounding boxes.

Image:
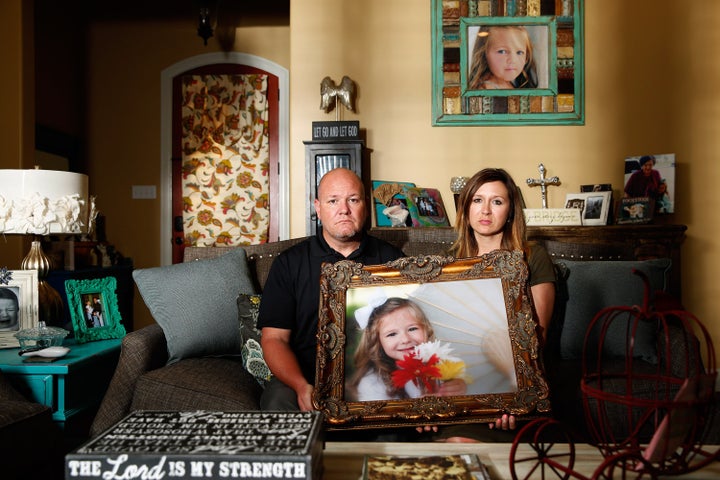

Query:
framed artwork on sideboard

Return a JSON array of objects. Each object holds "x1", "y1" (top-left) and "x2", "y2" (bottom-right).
[
  {"x1": 65, "y1": 276, "x2": 126, "y2": 343},
  {"x1": 0, "y1": 270, "x2": 39, "y2": 349},
  {"x1": 565, "y1": 191, "x2": 612, "y2": 226}
]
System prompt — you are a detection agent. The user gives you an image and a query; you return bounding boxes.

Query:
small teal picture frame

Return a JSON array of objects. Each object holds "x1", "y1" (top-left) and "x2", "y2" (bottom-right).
[{"x1": 65, "y1": 276, "x2": 126, "y2": 343}]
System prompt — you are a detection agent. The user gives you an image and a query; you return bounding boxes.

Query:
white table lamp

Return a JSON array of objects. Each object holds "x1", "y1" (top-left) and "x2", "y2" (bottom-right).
[{"x1": 0, "y1": 168, "x2": 95, "y2": 327}]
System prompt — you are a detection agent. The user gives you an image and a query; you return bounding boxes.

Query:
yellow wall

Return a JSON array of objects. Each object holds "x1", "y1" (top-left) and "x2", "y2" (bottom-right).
[
  {"x1": 0, "y1": 0, "x2": 33, "y2": 264},
  {"x1": 81, "y1": 18, "x2": 290, "y2": 329},
  {"x1": 6, "y1": 1, "x2": 719, "y2": 347},
  {"x1": 287, "y1": 0, "x2": 720, "y2": 348}
]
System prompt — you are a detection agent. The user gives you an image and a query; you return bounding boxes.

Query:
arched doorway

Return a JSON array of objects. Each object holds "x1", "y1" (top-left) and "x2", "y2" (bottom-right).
[{"x1": 160, "y1": 53, "x2": 289, "y2": 265}]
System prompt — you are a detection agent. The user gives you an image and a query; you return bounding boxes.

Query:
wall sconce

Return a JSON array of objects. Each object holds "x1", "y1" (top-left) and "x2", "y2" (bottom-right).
[{"x1": 198, "y1": 2, "x2": 214, "y2": 45}]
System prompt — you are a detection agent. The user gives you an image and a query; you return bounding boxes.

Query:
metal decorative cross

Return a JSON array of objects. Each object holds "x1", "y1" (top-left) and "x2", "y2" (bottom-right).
[{"x1": 526, "y1": 164, "x2": 561, "y2": 209}]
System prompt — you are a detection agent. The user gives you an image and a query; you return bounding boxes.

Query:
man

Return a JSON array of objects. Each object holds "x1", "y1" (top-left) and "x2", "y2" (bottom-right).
[{"x1": 258, "y1": 168, "x2": 404, "y2": 411}]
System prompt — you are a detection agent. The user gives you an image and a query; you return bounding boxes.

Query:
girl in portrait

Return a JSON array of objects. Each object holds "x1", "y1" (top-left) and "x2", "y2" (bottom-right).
[
  {"x1": 468, "y1": 25, "x2": 538, "y2": 90},
  {"x1": 347, "y1": 297, "x2": 466, "y2": 402}
]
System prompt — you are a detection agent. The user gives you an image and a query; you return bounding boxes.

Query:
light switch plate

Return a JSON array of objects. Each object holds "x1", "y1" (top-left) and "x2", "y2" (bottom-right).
[{"x1": 132, "y1": 185, "x2": 157, "y2": 199}]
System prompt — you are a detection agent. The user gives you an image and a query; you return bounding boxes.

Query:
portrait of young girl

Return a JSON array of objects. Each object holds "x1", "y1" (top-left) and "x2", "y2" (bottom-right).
[
  {"x1": 467, "y1": 25, "x2": 542, "y2": 90},
  {"x1": 346, "y1": 297, "x2": 467, "y2": 402}
]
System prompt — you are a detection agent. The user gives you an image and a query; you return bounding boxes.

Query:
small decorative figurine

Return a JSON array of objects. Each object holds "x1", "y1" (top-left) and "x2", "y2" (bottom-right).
[{"x1": 319, "y1": 76, "x2": 357, "y2": 120}]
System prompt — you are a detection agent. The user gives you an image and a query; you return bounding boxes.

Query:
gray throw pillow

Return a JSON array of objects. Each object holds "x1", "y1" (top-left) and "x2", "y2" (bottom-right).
[
  {"x1": 133, "y1": 248, "x2": 256, "y2": 364},
  {"x1": 554, "y1": 258, "x2": 671, "y2": 363}
]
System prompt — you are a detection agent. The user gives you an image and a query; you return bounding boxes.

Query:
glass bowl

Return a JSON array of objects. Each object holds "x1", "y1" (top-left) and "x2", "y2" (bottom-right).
[{"x1": 15, "y1": 321, "x2": 69, "y2": 350}]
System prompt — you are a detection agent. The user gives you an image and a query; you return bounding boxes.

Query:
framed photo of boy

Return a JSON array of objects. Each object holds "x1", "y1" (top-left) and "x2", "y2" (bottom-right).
[
  {"x1": 564, "y1": 191, "x2": 612, "y2": 226},
  {"x1": 0, "y1": 270, "x2": 39, "y2": 348},
  {"x1": 461, "y1": 16, "x2": 557, "y2": 96},
  {"x1": 315, "y1": 251, "x2": 550, "y2": 431},
  {"x1": 65, "y1": 276, "x2": 126, "y2": 343}
]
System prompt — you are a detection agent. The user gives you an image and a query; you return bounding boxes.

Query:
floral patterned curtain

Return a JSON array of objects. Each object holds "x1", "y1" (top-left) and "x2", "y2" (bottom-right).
[{"x1": 180, "y1": 74, "x2": 270, "y2": 246}]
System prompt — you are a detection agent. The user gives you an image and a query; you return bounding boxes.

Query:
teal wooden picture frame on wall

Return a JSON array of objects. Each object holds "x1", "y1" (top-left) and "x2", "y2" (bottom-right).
[
  {"x1": 432, "y1": 0, "x2": 584, "y2": 126},
  {"x1": 65, "y1": 276, "x2": 126, "y2": 343}
]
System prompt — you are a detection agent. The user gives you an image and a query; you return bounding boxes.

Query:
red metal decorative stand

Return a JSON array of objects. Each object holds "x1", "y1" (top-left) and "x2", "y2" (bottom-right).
[{"x1": 510, "y1": 269, "x2": 719, "y2": 479}]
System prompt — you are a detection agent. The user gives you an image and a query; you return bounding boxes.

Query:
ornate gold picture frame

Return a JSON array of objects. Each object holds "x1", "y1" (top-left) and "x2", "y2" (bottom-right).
[{"x1": 314, "y1": 251, "x2": 550, "y2": 430}]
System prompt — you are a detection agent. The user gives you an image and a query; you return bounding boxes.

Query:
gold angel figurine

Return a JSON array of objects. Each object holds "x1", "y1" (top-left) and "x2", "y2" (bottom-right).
[{"x1": 319, "y1": 76, "x2": 356, "y2": 118}]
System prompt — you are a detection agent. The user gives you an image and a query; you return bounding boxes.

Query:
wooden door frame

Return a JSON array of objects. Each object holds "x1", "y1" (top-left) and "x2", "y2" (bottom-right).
[{"x1": 160, "y1": 52, "x2": 289, "y2": 266}]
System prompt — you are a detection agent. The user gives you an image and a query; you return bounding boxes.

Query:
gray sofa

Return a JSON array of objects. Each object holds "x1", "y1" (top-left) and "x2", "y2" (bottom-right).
[
  {"x1": 90, "y1": 226, "x2": 699, "y2": 442},
  {"x1": 0, "y1": 370, "x2": 64, "y2": 478}
]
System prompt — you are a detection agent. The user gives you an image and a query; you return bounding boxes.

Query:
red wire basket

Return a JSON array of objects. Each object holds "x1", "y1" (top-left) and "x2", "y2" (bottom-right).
[{"x1": 580, "y1": 269, "x2": 719, "y2": 476}]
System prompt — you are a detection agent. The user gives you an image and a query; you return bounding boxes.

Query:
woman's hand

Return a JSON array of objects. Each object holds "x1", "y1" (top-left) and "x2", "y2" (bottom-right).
[
  {"x1": 416, "y1": 425, "x2": 438, "y2": 434},
  {"x1": 489, "y1": 413, "x2": 516, "y2": 430}
]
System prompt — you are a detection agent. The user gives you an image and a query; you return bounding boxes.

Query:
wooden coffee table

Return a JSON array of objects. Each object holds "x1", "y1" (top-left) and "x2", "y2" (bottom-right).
[{"x1": 323, "y1": 441, "x2": 720, "y2": 479}]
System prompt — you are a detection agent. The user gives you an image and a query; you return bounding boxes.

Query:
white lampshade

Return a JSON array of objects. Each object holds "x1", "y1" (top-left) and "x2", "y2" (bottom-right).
[{"x1": 0, "y1": 169, "x2": 91, "y2": 235}]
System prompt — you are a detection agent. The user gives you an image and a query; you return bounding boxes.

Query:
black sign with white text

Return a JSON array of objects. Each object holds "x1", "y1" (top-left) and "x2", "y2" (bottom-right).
[
  {"x1": 311, "y1": 121, "x2": 360, "y2": 140},
  {"x1": 65, "y1": 411, "x2": 323, "y2": 480}
]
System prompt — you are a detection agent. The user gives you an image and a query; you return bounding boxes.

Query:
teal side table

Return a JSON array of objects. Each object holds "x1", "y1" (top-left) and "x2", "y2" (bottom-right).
[{"x1": 0, "y1": 338, "x2": 121, "y2": 434}]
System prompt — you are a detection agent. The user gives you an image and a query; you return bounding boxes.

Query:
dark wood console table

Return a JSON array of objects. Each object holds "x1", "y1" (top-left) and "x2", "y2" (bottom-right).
[
  {"x1": 528, "y1": 224, "x2": 686, "y2": 299},
  {"x1": 371, "y1": 224, "x2": 687, "y2": 299}
]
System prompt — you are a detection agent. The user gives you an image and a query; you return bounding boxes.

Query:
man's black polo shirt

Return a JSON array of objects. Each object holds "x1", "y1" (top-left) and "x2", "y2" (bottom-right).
[{"x1": 257, "y1": 230, "x2": 404, "y2": 384}]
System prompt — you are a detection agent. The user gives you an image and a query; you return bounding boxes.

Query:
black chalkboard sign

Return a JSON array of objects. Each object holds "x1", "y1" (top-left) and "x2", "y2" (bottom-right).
[
  {"x1": 65, "y1": 411, "x2": 323, "y2": 480},
  {"x1": 311, "y1": 121, "x2": 360, "y2": 140}
]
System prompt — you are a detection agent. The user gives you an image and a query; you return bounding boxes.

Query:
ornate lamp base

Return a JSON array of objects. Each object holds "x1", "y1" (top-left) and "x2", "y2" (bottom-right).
[{"x1": 21, "y1": 239, "x2": 64, "y2": 327}]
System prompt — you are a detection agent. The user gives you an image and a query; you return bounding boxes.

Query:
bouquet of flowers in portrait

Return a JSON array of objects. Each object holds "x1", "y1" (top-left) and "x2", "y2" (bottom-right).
[{"x1": 391, "y1": 340, "x2": 469, "y2": 396}]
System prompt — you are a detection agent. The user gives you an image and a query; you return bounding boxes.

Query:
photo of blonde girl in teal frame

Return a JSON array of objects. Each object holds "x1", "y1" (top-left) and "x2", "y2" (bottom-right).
[
  {"x1": 431, "y1": 0, "x2": 585, "y2": 126},
  {"x1": 461, "y1": 16, "x2": 557, "y2": 97}
]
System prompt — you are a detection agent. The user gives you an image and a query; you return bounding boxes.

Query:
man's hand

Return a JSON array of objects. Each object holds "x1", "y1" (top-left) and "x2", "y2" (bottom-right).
[
  {"x1": 261, "y1": 327, "x2": 315, "y2": 411},
  {"x1": 296, "y1": 383, "x2": 315, "y2": 411}
]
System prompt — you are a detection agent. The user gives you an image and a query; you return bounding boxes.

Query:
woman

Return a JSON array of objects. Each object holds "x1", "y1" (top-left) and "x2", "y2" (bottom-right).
[
  {"x1": 450, "y1": 168, "x2": 555, "y2": 338},
  {"x1": 434, "y1": 168, "x2": 555, "y2": 441}
]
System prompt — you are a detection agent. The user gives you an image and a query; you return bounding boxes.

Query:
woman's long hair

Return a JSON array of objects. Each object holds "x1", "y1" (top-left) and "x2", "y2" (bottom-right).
[
  {"x1": 468, "y1": 26, "x2": 538, "y2": 89},
  {"x1": 348, "y1": 298, "x2": 434, "y2": 400},
  {"x1": 449, "y1": 168, "x2": 526, "y2": 258}
]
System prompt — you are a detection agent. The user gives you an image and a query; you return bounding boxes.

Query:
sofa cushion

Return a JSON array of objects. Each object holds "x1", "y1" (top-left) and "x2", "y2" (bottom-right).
[
  {"x1": 237, "y1": 293, "x2": 272, "y2": 386},
  {"x1": 0, "y1": 399, "x2": 51, "y2": 429},
  {"x1": 133, "y1": 248, "x2": 256, "y2": 364},
  {"x1": 237, "y1": 293, "x2": 262, "y2": 344},
  {"x1": 131, "y1": 357, "x2": 262, "y2": 411},
  {"x1": 554, "y1": 258, "x2": 671, "y2": 363}
]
